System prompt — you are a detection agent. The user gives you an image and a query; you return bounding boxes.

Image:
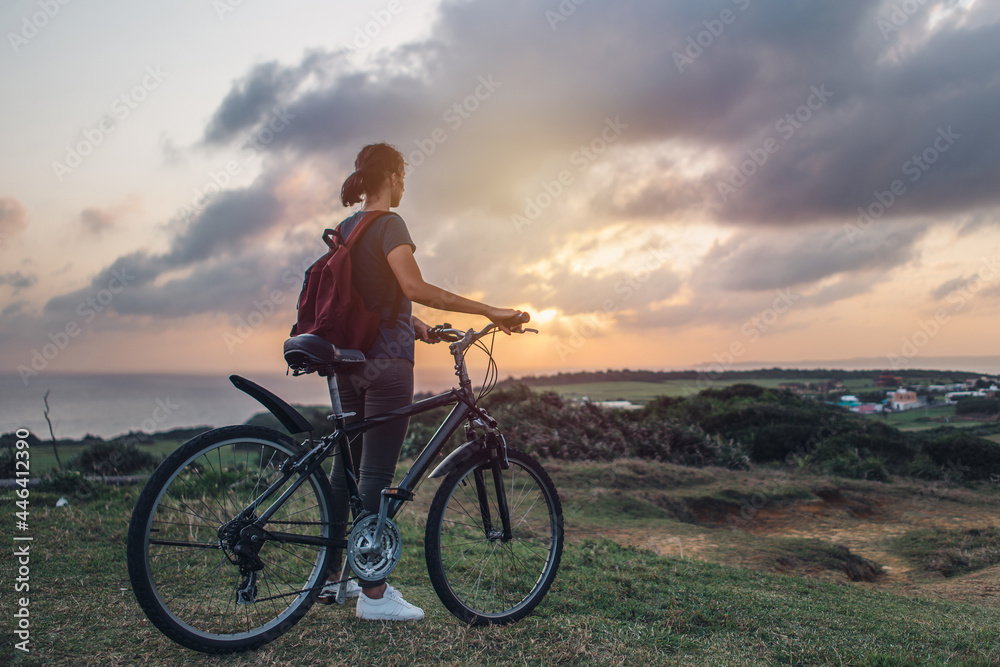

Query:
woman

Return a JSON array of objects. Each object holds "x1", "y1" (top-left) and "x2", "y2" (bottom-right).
[{"x1": 319, "y1": 142, "x2": 523, "y2": 621}]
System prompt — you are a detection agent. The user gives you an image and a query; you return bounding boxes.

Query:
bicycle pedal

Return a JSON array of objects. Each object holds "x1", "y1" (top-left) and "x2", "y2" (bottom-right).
[{"x1": 381, "y1": 487, "x2": 414, "y2": 501}]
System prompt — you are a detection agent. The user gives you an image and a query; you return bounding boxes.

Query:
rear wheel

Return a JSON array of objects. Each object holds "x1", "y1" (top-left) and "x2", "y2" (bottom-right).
[
  {"x1": 126, "y1": 425, "x2": 335, "y2": 653},
  {"x1": 425, "y1": 447, "x2": 563, "y2": 625}
]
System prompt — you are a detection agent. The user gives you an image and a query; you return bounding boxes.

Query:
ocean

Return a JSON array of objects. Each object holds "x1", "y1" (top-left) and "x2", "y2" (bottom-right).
[
  {"x1": 3, "y1": 355, "x2": 998, "y2": 440},
  {"x1": 0, "y1": 372, "x2": 340, "y2": 440}
]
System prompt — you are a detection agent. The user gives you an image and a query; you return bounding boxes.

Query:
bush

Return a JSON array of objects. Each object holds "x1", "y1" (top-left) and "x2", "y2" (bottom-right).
[
  {"x1": 954, "y1": 397, "x2": 1000, "y2": 416},
  {"x1": 480, "y1": 384, "x2": 751, "y2": 468},
  {"x1": 0, "y1": 445, "x2": 15, "y2": 478},
  {"x1": 891, "y1": 527, "x2": 1000, "y2": 577},
  {"x1": 917, "y1": 432, "x2": 1000, "y2": 481},
  {"x1": 818, "y1": 452, "x2": 890, "y2": 482},
  {"x1": 37, "y1": 470, "x2": 111, "y2": 500},
  {"x1": 71, "y1": 441, "x2": 158, "y2": 475}
]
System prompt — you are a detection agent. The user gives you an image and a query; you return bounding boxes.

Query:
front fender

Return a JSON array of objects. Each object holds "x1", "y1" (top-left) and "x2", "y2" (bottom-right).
[{"x1": 429, "y1": 440, "x2": 482, "y2": 479}]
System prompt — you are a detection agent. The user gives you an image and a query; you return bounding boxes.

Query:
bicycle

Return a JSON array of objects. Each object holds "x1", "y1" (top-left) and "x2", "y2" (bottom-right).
[{"x1": 126, "y1": 316, "x2": 564, "y2": 653}]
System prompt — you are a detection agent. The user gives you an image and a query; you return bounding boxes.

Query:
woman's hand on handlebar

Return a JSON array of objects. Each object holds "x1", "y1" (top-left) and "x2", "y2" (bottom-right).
[
  {"x1": 412, "y1": 316, "x2": 433, "y2": 342},
  {"x1": 487, "y1": 308, "x2": 529, "y2": 334}
]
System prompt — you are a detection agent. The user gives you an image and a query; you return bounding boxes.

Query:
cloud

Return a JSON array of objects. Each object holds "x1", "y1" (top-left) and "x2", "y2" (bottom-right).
[
  {"x1": 44, "y1": 176, "x2": 288, "y2": 318},
  {"x1": 1, "y1": 300, "x2": 29, "y2": 318},
  {"x1": 202, "y1": 56, "x2": 328, "y2": 146},
  {"x1": 25, "y1": 0, "x2": 1000, "y2": 346},
  {"x1": 621, "y1": 222, "x2": 929, "y2": 330},
  {"x1": 696, "y1": 224, "x2": 929, "y2": 293},
  {"x1": 0, "y1": 272, "x2": 37, "y2": 291},
  {"x1": 80, "y1": 207, "x2": 116, "y2": 237},
  {"x1": 0, "y1": 197, "x2": 27, "y2": 247},
  {"x1": 195, "y1": 0, "x2": 1000, "y2": 234},
  {"x1": 931, "y1": 274, "x2": 973, "y2": 301}
]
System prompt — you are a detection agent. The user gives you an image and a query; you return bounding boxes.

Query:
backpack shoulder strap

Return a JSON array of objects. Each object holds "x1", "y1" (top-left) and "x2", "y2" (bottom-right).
[{"x1": 343, "y1": 210, "x2": 390, "y2": 247}]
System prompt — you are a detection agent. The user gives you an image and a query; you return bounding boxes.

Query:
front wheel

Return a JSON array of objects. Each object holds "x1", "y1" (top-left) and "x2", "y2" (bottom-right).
[
  {"x1": 425, "y1": 447, "x2": 563, "y2": 625},
  {"x1": 126, "y1": 425, "x2": 336, "y2": 653}
]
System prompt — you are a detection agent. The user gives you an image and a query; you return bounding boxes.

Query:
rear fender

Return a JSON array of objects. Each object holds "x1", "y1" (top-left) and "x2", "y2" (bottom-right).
[{"x1": 230, "y1": 374, "x2": 314, "y2": 435}]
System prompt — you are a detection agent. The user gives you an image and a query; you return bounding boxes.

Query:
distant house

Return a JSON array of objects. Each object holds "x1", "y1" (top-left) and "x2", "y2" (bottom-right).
[
  {"x1": 888, "y1": 390, "x2": 920, "y2": 411},
  {"x1": 945, "y1": 390, "x2": 988, "y2": 404},
  {"x1": 877, "y1": 371, "x2": 903, "y2": 388},
  {"x1": 594, "y1": 400, "x2": 642, "y2": 411}
]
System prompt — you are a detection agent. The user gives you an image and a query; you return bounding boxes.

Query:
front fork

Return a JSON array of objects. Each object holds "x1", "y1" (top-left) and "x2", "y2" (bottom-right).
[{"x1": 474, "y1": 432, "x2": 513, "y2": 542}]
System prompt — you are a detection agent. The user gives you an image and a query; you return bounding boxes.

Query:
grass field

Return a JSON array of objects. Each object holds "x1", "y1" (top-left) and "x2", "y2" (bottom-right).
[
  {"x1": 23, "y1": 437, "x2": 199, "y2": 477},
  {"x1": 526, "y1": 378, "x2": 839, "y2": 404},
  {"x1": 5, "y1": 459, "x2": 1000, "y2": 666}
]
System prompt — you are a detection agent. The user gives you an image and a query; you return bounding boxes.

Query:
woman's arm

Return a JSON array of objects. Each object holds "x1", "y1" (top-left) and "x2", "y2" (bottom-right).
[{"x1": 387, "y1": 245, "x2": 521, "y2": 329}]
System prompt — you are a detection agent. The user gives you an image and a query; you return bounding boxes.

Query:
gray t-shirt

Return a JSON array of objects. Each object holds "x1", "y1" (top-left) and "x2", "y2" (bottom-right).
[{"x1": 339, "y1": 211, "x2": 416, "y2": 361}]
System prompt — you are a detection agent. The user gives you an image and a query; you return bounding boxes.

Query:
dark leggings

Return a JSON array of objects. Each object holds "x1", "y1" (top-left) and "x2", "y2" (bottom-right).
[{"x1": 328, "y1": 357, "x2": 414, "y2": 587}]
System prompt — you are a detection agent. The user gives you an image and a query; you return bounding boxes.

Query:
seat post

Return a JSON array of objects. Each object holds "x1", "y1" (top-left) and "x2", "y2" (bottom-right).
[{"x1": 325, "y1": 372, "x2": 346, "y2": 419}]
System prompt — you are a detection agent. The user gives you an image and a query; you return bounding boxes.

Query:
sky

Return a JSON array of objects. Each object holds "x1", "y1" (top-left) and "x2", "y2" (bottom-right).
[{"x1": 2, "y1": 0, "x2": 1000, "y2": 393}]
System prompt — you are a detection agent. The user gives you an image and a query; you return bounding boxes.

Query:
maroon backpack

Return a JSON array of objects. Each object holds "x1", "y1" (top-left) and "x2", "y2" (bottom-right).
[{"x1": 290, "y1": 210, "x2": 401, "y2": 352}]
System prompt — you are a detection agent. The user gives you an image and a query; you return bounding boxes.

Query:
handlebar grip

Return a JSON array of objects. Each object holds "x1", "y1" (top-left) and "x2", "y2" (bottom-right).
[{"x1": 502, "y1": 312, "x2": 530, "y2": 327}]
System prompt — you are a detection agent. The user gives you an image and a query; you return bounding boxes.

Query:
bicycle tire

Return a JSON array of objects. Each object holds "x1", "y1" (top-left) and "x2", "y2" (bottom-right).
[
  {"x1": 126, "y1": 425, "x2": 335, "y2": 653},
  {"x1": 425, "y1": 447, "x2": 563, "y2": 625}
]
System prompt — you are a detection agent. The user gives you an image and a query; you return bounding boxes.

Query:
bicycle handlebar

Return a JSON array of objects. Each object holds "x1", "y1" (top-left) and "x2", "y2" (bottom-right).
[{"x1": 423, "y1": 312, "x2": 535, "y2": 347}]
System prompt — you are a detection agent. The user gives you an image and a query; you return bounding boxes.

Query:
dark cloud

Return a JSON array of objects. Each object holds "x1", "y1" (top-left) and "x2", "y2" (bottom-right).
[
  {"x1": 697, "y1": 224, "x2": 929, "y2": 292},
  {"x1": 931, "y1": 275, "x2": 973, "y2": 301},
  {"x1": 25, "y1": 0, "x2": 1000, "y2": 337},
  {"x1": 622, "y1": 222, "x2": 928, "y2": 330},
  {"x1": 199, "y1": 0, "x2": 1000, "y2": 231},
  {"x1": 1, "y1": 300, "x2": 28, "y2": 317},
  {"x1": 0, "y1": 272, "x2": 37, "y2": 290},
  {"x1": 0, "y1": 197, "x2": 27, "y2": 244},
  {"x1": 44, "y1": 181, "x2": 286, "y2": 318},
  {"x1": 203, "y1": 60, "x2": 311, "y2": 145},
  {"x1": 107, "y1": 250, "x2": 305, "y2": 319},
  {"x1": 80, "y1": 207, "x2": 116, "y2": 237}
]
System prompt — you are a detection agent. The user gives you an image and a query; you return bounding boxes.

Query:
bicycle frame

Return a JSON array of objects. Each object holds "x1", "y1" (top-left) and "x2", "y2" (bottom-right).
[{"x1": 231, "y1": 323, "x2": 515, "y2": 550}]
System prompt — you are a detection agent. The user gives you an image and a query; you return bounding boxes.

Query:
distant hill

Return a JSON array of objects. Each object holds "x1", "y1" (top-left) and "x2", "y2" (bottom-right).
[{"x1": 502, "y1": 367, "x2": 984, "y2": 386}]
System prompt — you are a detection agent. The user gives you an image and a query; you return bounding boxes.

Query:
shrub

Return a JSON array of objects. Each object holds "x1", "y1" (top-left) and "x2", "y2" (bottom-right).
[
  {"x1": 71, "y1": 441, "x2": 158, "y2": 475},
  {"x1": 891, "y1": 527, "x2": 1000, "y2": 577},
  {"x1": 818, "y1": 452, "x2": 890, "y2": 482},
  {"x1": 479, "y1": 384, "x2": 751, "y2": 468},
  {"x1": 0, "y1": 445, "x2": 15, "y2": 478},
  {"x1": 917, "y1": 432, "x2": 1000, "y2": 481},
  {"x1": 954, "y1": 397, "x2": 1000, "y2": 416}
]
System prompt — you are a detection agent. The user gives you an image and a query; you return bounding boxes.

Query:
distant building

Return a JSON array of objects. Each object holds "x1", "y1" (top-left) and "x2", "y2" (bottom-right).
[
  {"x1": 877, "y1": 371, "x2": 902, "y2": 388},
  {"x1": 594, "y1": 400, "x2": 642, "y2": 411},
  {"x1": 945, "y1": 390, "x2": 988, "y2": 404},
  {"x1": 888, "y1": 390, "x2": 920, "y2": 411}
]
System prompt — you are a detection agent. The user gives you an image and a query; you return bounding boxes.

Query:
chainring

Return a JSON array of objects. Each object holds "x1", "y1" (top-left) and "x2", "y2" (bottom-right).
[{"x1": 346, "y1": 514, "x2": 401, "y2": 583}]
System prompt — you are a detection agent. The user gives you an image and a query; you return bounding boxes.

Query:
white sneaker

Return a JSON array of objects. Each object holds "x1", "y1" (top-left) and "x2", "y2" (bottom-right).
[
  {"x1": 317, "y1": 578, "x2": 362, "y2": 605},
  {"x1": 355, "y1": 585, "x2": 425, "y2": 621}
]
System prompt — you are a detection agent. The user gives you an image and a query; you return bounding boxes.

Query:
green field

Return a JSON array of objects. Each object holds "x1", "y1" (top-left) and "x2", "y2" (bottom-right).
[
  {"x1": 22, "y1": 437, "x2": 198, "y2": 477},
  {"x1": 5, "y1": 460, "x2": 1000, "y2": 666},
  {"x1": 527, "y1": 378, "x2": 842, "y2": 404}
]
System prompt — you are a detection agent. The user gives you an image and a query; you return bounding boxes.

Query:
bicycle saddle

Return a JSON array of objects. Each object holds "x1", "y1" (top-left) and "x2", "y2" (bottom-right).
[{"x1": 283, "y1": 334, "x2": 366, "y2": 375}]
